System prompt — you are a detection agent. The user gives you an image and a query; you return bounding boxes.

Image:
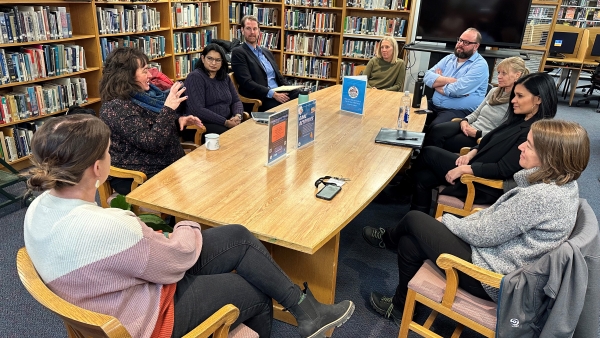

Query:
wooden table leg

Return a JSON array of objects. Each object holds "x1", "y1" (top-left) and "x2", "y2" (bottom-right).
[{"x1": 264, "y1": 233, "x2": 341, "y2": 336}]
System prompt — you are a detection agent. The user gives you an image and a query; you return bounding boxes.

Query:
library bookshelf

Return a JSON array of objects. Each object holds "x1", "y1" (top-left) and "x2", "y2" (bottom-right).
[
  {"x1": 226, "y1": 0, "x2": 416, "y2": 91},
  {"x1": 0, "y1": 0, "x2": 224, "y2": 171}
]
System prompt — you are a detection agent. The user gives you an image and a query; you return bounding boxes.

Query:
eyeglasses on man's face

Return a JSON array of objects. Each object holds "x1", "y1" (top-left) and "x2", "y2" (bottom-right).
[
  {"x1": 456, "y1": 37, "x2": 478, "y2": 46},
  {"x1": 205, "y1": 56, "x2": 222, "y2": 64}
]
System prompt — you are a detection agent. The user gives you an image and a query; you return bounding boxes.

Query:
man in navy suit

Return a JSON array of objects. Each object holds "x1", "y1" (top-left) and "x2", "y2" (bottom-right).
[{"x1": 231, "y1": 15, "x2": 298, "y2": 112}]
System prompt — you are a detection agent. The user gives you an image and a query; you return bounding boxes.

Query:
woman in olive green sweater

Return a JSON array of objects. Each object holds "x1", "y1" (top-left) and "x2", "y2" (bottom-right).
[{"x1": 363, "y1": 36, "x2": 406, "y2": 91}]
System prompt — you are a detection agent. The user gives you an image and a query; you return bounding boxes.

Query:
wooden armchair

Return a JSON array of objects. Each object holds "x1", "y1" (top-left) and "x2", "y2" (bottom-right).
[
  {"x1": 229, "y1": 72, "x2": 262, "y2": 112},
  {"x1": 400, "y1": 201, "x2": 600, "y2": 338},
  {"x1": 98, "y1": 126, "x2": 206, "y2": 213},
  {"x1": 16, "y1": 247, "x2": 258, "y2": 338},
  {"x1": 353, "y1": 65, "x2": 367, "y2": 76},
  {"x1": 434, "y1": 146, "x2": 502, "y2": 218},
  {"x1": 398, "y1": 254, "x2": 502, "y2": 338}
]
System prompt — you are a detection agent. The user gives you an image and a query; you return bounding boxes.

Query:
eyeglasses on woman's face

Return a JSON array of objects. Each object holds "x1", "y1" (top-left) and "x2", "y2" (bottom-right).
[{"x1": 205, "y1": 56, "x2": 222, "y2": 64}]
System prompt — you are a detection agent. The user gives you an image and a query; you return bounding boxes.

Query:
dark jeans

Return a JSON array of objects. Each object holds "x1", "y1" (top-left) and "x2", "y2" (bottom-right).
[
  {"x1": 380, "y1": 211, "x2": 491, "y2": 308},
  {"x1": 424, "y1": 120, "x2": 479, "y2": 153},
  {"x1": 258, "y1": 89, "x2": 300, "y2": 112},
  {"x1": 426, "y1": 100, "x2": 471, "y2": 129},
  {"x1": 171, "y1": 224, "x2": 302, "y2": 338}
]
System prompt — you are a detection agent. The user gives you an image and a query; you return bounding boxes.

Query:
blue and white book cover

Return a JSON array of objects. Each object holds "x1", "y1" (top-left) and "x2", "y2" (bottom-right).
[
  {"x1": 340, "y1": 75, "x2": 367, "y2": 115},
  {"x1": 297, "y1": 99, "x2": 316, "y2": 149}
]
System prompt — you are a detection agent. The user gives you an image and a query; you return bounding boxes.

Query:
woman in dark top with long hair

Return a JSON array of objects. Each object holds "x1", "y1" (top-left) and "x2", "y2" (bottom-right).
[
  {"x1": 179, "y1": 43, "x2": 244, "y2": 135},
  {"x1": 99, "y1": 47, "x2": 203, "y2": 194},
  {"x1": 395, "y1": 72, "x2": 558, "y2": 213}
]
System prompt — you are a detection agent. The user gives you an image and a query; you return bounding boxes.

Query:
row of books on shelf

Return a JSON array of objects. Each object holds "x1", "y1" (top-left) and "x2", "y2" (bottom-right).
[
  {"x1": 285, "y1": 77, "x2": 331, "y2": 92},
  {"x1": 1, "y1": 123, "x2": 39, "y2": 162},
  {"x1": 285, "y1": 33, "x2": 333, "y2": 56},
  {"x1": 561, "y1": 0, "x2": 592, "y2": 6},
  {"x1": 0, "y1": 6, "x2": 72, "y2": 45},
  {"x1": 285, "y1": 0, "x2": 337, "y2": 7},
  {"x1": 284, "y1": 10, "x2": 337, "y2": 32},
  {"x1": 342, "y1": 39, "x2": 379, "y2": 59},
  {"x1": 230, "y1": 28, "x2": 280, "y2": 49},
  {"x1": 0, "y1": 77, "x2": 88, "y2": 124},
  {"x1": 344, "y1": 16, "x2": 407, "y2": 37},
  {"x1": 557, "y1": 6, "x2": 600, "y2": 21},
  {"x1": 175, "y1": 53, "x2": 200, "y2": 78},
  {"x1": 0, "y1": 45, "x2": 86, "y2": 85},
  {"x1": 96, "y1": 5, "x2": 160, "y2": 35},
  {"x1": 174, "y1": 28, "x2": 216, "y2": 54},
  {"x1": 229, "y1": 4, "x2": 279, "y2": 27},
  {"x1": 346, "y1": 0, "x2": 409, "y2": 10},
  {"x1": 172, "y1": 3, "x2": 212, "y2": 28},
  {"x1": 100, "y1": 35, "x2": 166, "y2": 62},
  {"x1": 529, "y1": 7, "x2": 553, "y2": 20},
  {"x1": 284, "y1": 55, "x2": 332, "y2": 79},
  {"x1": 340, "y1": 61, "x2": 366, "y2": 78}
]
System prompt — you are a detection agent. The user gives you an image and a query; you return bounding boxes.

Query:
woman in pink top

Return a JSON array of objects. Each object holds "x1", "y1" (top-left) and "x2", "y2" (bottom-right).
[{"x1": 24, "y1": 114, "x2": 354, "y2": 338}]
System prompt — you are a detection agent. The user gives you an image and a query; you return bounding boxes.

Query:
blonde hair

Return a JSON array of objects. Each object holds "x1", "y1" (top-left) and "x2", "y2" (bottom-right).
[
  {"x1": 527, "y1": 120, "x2": 589, "y2": 186},
  {"x1": 497, "y1": 56, "x2": 529, "y2": 79},
  {"x1": 376, "y1": 36, "x2": 399, "y2": 64}
]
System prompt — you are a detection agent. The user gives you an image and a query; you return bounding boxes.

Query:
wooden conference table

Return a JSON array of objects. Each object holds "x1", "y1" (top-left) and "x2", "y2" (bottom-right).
[{"x1": 127, "y1": 85, "x2": 427, "y2": 325}]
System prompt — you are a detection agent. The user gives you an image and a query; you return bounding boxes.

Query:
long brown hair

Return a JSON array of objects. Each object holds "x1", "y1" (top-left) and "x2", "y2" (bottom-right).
[
  {"x1": 28, "y1": 115, "x2": 111, "y2": 191},
  {"x1": 527, "y1": 119, "x2": 589, "y2": 185},
  {"x1": 99, "y1": 47, "x2": 149, "y2": 101}
]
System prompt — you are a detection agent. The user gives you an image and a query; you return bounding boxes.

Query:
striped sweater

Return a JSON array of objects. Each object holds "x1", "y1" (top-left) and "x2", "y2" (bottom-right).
[{"x1": 23, "y1": 191, "x2": 203, "y2": 338}]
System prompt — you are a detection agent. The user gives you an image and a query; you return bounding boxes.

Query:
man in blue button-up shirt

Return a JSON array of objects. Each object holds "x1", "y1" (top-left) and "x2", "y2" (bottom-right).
[
  {"x1": 423, "y1": 28, "x2": 489, "y2": 128},
  {"x1": 231, "y1": 15, "x2": 299, "y2": 111}
]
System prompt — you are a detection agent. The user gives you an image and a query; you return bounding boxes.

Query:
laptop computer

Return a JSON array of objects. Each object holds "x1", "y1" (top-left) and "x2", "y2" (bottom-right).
[
  {"x1": 251, "y1": 112, "x2": 275, "y2": 124},
  {"x1": 374, "y1": 128, "x2": 425, "y2": 149}
]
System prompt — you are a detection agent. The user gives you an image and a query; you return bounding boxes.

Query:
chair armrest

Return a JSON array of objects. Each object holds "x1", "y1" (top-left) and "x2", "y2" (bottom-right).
[
  {"x1": 459, "y1": 174, "x2": 503, "y2": 189},
  {"x1": 458, "y1": 174, "x2": 503, "y2": 212},
  {"x1": 239, "y1": 96, "x2": 262, "y2": 112},
  {"x1": 182, "y1": 304, "x2": 240, "y2": 338},
  {"x1": 451, "y1": 118, "x2": 462, "y2": 122},
  {"x1": 185, "y1": 125, "x2": 207, "y2": 146},
  {"x1": 242, "y1": 112, "x2": 250, "y2": 121},
  {"x1": 109, "y1": 167, "x2": 147, "y2": 191},
  {"x1": 436, "y1": 253, "x2": 503, "y2": 307}
]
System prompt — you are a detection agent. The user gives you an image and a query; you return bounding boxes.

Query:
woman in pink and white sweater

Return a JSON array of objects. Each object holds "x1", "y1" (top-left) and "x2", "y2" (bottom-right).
[{"x1": 23, "y1": 114, "x2": 354, "y2": 338}]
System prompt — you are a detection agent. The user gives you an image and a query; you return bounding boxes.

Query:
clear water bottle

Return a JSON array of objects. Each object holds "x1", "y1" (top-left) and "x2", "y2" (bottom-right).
[{"x1": 398, "y1": 91, "x2": 411, "y2": 130}]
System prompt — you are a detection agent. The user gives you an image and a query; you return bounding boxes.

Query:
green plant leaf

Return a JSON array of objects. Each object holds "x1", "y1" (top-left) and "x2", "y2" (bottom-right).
[
  {"x1": 139, "y1": 213, "x2": 173, "y2": 233},
  {"x1": 110, "y1": 195, "x2": 131, "y2": 211}
]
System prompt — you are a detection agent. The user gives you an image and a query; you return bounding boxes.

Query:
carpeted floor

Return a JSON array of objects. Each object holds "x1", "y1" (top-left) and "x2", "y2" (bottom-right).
[{"x1": 1, "y1": 86, "x2": 599, "y2": 337}]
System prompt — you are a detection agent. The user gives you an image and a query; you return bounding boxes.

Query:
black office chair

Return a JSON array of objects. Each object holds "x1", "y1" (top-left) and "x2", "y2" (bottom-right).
[{"x1": 575, "y1": 63, "x2": 600, "y2": 109}]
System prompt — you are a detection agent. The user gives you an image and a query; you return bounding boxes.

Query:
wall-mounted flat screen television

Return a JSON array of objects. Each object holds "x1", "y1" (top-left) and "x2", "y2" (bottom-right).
[{"x1": 415, "y1": 0, "x2": 532, "y2": 49}]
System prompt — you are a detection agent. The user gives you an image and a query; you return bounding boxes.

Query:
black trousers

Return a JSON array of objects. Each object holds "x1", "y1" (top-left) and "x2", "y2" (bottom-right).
[
  {"x1": 407, "y1": 146, "x2": 498, "y2": 213},
  {"x1": 381, "y1": 210, "x2": 491, "y2": 308},
  {"x1": 424, "y1": 120, "x2": 479, "y2": 153},
  {"x1": 426, "y1": 100, "x2": 471, "y2": 129},
  {"x1": 257, "y1": 89, "x2": 300, "y2": 112},
  {"x1": 407, "y1": 146, "x2": 459, "y2": 213},
  {"x1": 172, "y1": 225, "x2": 302, "y2": 337}
]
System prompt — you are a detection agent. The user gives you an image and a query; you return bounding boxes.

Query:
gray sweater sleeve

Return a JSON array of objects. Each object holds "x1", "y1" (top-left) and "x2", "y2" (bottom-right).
[
  {"x1": 465, "y1": 87, "x2": 508, "y2": 136},
  {"x1": 442, "y1": 169, "x2": 568, "y2": 248}
]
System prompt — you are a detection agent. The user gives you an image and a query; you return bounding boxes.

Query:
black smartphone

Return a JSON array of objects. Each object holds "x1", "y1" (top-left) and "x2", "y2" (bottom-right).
[
  {"x1": 415, "y1": 109, "x2": 433, "y2": 114},
  {"x1": 316, "y1": 185, "x2": 342, "y2": 200}
]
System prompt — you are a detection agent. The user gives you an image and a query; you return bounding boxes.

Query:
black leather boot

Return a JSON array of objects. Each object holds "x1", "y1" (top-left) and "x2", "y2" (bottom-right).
[{"x1": 287, "y1": 282, "x2": 355, "y2": 338}]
